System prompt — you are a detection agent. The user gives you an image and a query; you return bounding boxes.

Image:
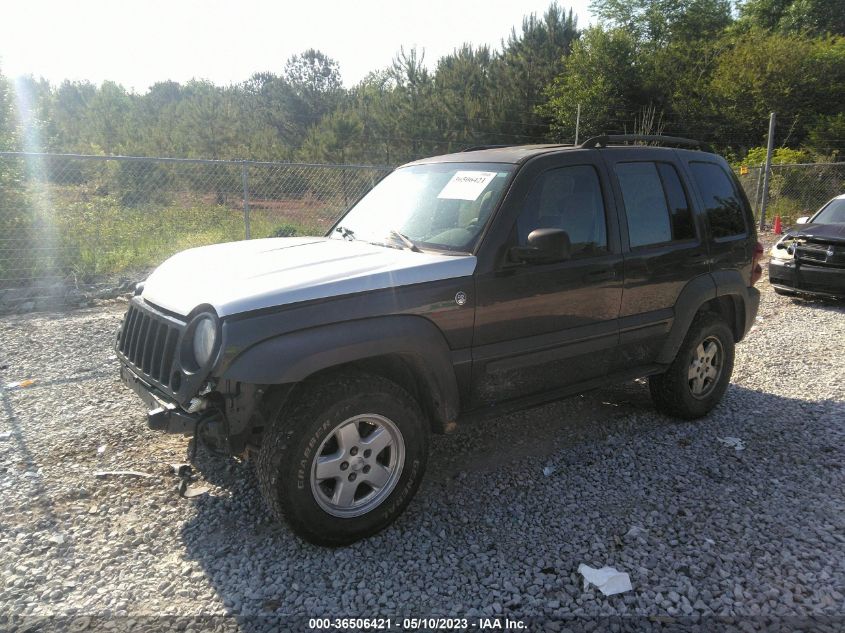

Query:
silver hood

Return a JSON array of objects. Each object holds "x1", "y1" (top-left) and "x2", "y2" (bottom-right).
[{"x1": 141, "y1": 237, "x2": 477, "y2": 317}]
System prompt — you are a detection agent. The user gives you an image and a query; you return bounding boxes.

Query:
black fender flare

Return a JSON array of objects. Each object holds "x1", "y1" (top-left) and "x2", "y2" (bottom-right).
[
  {"x1": 711, "y1": 269, "x2": 759, "y2": 344},
  {"x1": 220, "y1": 315, "x2": 460, "y2": 427},
  {"x1": 656, "y1": 274, "x2": 716, "y2": 364},
  {"x1": 656, "y1": 271, "x2": 759, "y2": 364}
]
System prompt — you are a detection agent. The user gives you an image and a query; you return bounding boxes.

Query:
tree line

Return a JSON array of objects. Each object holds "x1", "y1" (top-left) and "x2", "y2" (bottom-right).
[{"x1": 1, "y1": 0, "x2": 844, "y2": 167}]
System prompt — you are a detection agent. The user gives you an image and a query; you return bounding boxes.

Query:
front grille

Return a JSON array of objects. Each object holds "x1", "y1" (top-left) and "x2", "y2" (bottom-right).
[
  {"x1": 795, "y1": 244, "x2": 828, "y2": 263},
  {"x1": 117, "y1": 300, "x2": 184, "y2": 391}
]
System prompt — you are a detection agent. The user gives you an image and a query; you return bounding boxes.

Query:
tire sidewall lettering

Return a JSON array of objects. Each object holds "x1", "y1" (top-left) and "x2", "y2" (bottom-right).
[
  {"x1": 297, "y1": 418, "x2": 347, "y2": 491},
  {"x1": 382, "y1": 458, "x2": 420, "y2": 520}
]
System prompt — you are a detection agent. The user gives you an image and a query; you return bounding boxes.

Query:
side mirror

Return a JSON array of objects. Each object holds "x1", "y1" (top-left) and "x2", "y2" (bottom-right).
[
  {"x1": 796, "y1": 216, "x2": 810, "y2": 225},
  {"x1": 509, "y1": 228, "x2": 571, "y2": 264}
]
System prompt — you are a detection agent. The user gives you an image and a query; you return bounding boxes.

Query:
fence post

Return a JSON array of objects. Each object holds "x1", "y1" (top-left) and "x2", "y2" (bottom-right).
[
  {"x1": 752, "y1": 164, "x2": 764, "y2": 219},
  {"x1": 241, "y1": 160, "x2": 251, "y2": 240},
  {"x1": 574, "y1": 103, "x2": 581, "y2": 146},
  {"x1": 759, "y1": 112, "x2": 776, "y2": 231}
]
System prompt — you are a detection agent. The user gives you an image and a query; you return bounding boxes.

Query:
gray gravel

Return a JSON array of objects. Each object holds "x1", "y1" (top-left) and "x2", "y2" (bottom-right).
[{"x1": 0, "y1": 280, "x2": 843, "y2": 628}]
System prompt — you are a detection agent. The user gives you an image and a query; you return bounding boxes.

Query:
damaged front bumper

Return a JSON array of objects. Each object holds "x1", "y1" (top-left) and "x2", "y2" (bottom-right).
[
  {"x1": 119, "y1": 363, "x2": 205, "y2": 435},
  {"x1": 769, "y1": 258, "x2": 845, "y2": 298}
]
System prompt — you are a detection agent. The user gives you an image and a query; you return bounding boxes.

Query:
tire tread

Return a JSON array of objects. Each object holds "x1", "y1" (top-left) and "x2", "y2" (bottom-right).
[
  {"x1": 649, "y1": 312, "x2": 735, "y2": 419},
  {"x1": 256, "y1": 372, "x2": 427, "y2": 545}
]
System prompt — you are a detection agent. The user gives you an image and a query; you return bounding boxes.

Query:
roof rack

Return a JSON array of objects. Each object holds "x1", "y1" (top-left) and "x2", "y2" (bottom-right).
[
  {"x1": 580, "y1": 134, "x2": 713, "y2": 153},
  {"x1": 460, "y1": 144, "x2": 512, "y2": 152}
]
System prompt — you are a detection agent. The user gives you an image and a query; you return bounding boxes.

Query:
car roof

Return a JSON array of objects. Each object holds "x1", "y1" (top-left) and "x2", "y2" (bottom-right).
[
  {"x1": 402, "y1": 144, "x2": 571, "y2": 166},
  {"x1": 402, "y1": 142, "x2": 717, "y2": 167}
]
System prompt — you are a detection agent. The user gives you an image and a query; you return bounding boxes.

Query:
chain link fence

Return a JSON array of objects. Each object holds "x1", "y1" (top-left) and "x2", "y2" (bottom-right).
[
  {"x1": 735, "y1": 162, "x2": 845, "y2": 227},
  {"x1": 0, "y1": 152, "x2": 391, "y2": 311},
  {"x1": 1, "y1": 151, "x2": 843, "y2": 312}
]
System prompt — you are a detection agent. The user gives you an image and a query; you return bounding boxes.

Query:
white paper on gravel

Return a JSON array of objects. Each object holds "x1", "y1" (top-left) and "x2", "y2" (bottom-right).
[
  {"x1": 717, "y1": 436, "x2": 746, "y2": 451},
  {"x1": 437, "y1": 171, "x2": 497, "y2": 200},
  {"x1": 578, "y1": 564, "x2": 633, "y2": 596}
]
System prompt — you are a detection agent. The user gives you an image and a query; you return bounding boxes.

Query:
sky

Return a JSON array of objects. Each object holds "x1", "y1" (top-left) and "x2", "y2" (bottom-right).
[{"x1": 0, "y1": 0, "x2": 594, "y2": 92}]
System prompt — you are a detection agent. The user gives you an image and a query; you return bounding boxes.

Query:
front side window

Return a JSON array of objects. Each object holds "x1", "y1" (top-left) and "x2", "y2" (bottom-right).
[
  {"x1": 689, "y1": 161, "x2": 748, "y2": 239},
  {"x1": 331, "y1": 162, "x2": 514, "y2": 252},
  {"x1": 614, "y1": 162, "x2": 696, "y2": 248},
  {"x1": 515, "y1": 165, "x2": 608, "y2": 257}
]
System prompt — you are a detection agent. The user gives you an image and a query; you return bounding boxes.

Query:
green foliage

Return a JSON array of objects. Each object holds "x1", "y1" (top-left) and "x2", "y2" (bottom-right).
[
  {"x1": 591, "y1": 0, "x2": 732, "y2": 44},
  {"x1": 766, "y1": 196, "x2": 806, "y2": 225},
  {"x1": 299, "y1": 110, "x2": 364, "y2": 164},
  {"x1": 3, "y1": 4, "x2": 844, "y2": 291},
  {"x1": 807, "y1": 113, "x2": 845, "y2": 159},
  {"x1": 284, "y1": 49, "x2": 344, "y2": 130},
  {"x1": 741, "y1": 146, "x2": 810, "y2": 165},
  {"x1": 0, "y1": 183, "x2": 327, "y2": 284},
  {"x1": 738, "y1": 0, "x2": 845, "y2": 36},
  {"x1": 709, "y1": 31, "x2": 845, "y2": 148},
  {"x1": 493, "y1": 3, "x2": 580, "y2": 142},
  {"x1": 273, "y1": 223, "x2": 299, "y2": 237},
  {"x1": 539, "y1": 27, "x2": 642, "y2": 140},
  {"x1": 0, "y1": 67, "x2": 19, "y2": 151},
  {"x1": 0, "y1": 2, "x2": 842, "y2": 194}
]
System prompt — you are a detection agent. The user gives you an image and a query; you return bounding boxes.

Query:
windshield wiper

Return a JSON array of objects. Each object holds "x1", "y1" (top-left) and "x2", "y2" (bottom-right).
[
  {"x1": 335, "y1": 225, "x2": 356, "y2": 240},
  {"x1": 386, "y1": 229, "x2": 422, "y2": 252}
]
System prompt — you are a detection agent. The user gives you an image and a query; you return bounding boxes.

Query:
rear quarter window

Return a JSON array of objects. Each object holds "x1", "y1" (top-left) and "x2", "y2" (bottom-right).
[{"x1": 689, "y1": 161, "x2": 748, "y2": 239}]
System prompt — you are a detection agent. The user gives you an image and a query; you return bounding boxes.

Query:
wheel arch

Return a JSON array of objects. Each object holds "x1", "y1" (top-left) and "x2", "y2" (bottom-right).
[
  {"x1": 656, "y1": 270, "x2": 756, "y2": 365},
  {"x1": 220, "y1": 315, "x2": 460, "y2": 434}
]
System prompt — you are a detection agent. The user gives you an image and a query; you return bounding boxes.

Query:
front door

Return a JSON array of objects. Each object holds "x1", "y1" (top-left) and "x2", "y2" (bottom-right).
[{"x1": 470, "y1": 153, "x2": 623, "y2": 408}]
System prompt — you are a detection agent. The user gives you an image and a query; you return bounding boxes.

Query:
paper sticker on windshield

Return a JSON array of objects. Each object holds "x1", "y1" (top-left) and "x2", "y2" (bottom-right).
[{"x1": 437, "y1": 171, "x2": 497, "y2": 201}]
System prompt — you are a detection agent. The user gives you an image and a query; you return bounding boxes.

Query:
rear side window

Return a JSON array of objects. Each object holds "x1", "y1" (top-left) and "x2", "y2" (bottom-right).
[
  {"x1": 657, "y1": 163, "x2": 696, "y2": 241},
  {"x1": 614, "y1": 162, "x2": 696, "y2": 248},
  {"x1": 689, "y1": 162, "x2": 747, "y2": 238}
]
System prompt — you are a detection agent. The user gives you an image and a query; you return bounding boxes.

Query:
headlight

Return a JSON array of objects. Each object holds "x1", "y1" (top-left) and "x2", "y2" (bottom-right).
[
  {"x1": 192, "y1": 316, "x2": 218, "y2": 366},
  {"x1": 771, "y1": 238, "x2": 794, "y2": 260}
]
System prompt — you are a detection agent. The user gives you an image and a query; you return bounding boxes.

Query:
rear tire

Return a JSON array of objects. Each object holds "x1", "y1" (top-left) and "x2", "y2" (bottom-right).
[
  {"x1": 256, "y1": 373, "x2": 429, "y2": 546},
  {"x1": 649, "y1": 312, "x2": 735, "y2": 419}
]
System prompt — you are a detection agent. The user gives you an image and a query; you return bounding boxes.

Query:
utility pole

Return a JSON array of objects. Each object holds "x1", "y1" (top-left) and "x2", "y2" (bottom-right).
[
  {"x1": 759, "y1": 112, "x2": 776, "y2": 231},
  {"x1": 574, "y1": 104, "x2": 581, "y2": 146}
]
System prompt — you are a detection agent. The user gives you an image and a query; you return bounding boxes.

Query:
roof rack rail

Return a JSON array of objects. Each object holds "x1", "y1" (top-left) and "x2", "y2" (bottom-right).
[
  {"x1": 580, "y1": 134, "x2": 713, "y2": 153},
  {"x1": 460, "y1": 144, "x2": 511, "y2": 152}
]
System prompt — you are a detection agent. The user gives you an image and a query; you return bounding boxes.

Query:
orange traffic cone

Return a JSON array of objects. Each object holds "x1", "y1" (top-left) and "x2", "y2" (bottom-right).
[{"x1": 773, "y1": 215, "x2": 782, "y2": 234}]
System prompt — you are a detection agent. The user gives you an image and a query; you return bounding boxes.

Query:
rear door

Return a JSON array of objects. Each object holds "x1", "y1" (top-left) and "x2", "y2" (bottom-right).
[
  {"x1": 682, "y1": 158, "x2": 756, "y2": 283},
  {"x1": 602, "y1": 148, "x2": 711, "y2": 369},
  {"x1": 470, "y1": 150, "x2": 624, "y2": 407}
]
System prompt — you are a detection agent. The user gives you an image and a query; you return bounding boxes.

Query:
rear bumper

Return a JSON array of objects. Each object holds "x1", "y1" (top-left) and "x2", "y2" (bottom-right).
[
  {"x1": 119, "y1": 363, "x2": 201, "y2": 435},
  {"x1": 769, "y1": 258, "x2": 845, "y2": 298}
]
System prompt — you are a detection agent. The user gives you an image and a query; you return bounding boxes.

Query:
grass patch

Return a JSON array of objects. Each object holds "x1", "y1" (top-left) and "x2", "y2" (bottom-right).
[{"x1": 1, "y1": 184, "x2": 340, "y2": 286}]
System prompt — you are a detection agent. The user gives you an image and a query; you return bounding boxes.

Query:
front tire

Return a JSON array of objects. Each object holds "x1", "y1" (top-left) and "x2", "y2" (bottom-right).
[
  {"x1": 256, "y1": 373, "x2": 429, "y2": 546},
  {"x1": 649, "y1": 312, "x2": 735, "y2": 419}
]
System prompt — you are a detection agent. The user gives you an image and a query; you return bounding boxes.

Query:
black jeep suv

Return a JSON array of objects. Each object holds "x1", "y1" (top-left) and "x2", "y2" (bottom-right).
[{"x1": 116, "y1": 135, "x2": 763, "y2": 545}]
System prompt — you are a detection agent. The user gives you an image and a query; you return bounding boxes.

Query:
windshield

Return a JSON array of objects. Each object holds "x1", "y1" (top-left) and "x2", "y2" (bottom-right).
[
  {"x1": 331, "y1": 162, "x2": 515, "y2": 252},
  {"x1": 813, "y1": 198, "x2": 845, "y2": 224}
]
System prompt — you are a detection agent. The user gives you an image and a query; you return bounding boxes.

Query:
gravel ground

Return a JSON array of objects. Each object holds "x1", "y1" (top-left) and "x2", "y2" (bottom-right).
[{"x1": 1, "y1": 273, "x2": 843, "y2": 631}]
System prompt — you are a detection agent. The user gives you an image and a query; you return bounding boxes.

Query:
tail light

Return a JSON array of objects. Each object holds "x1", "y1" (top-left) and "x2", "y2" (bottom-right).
[{"x1": 750, "y1": 241, "x2": 764, "y2": 286}]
